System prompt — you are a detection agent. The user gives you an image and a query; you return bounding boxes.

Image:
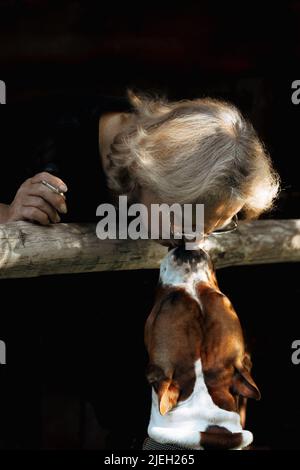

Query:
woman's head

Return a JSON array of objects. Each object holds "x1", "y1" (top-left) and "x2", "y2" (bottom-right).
[{"x1": 107, "y1": 90, "x2": 280, "y2": 233}]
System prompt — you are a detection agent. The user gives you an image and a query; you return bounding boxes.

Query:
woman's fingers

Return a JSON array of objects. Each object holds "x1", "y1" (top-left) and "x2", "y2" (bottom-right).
[
  {"x1": 30, "y1": 172, "x2": 68, "y2": 213},
  {"x1": 20, "y1": 172, "x2": 68, "y2": 214},
  {"x1": 28, "y1": 182, "x2": 67, "y2": 214},
  {"x1": 6, "y1": 172, "x2": 69, "y2": 224},
  {"x1": 23, "y1": 196, "x2": 60, "y2": 223},
  {"x1": 21, "y1": 206, "x2": 51, "y2": 225},
  {"x1": 30, "y1": 172, "x2": 68, "y2": 193}
]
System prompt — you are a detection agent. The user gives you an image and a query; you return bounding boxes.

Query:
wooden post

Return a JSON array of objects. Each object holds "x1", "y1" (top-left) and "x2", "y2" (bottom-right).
[{"x1": 0, "y1": 219, "x2": 299, "y2": 279}]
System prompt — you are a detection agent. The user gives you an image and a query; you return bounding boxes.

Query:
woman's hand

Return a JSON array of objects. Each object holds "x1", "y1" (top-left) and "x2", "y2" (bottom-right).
[{"x1": 2, "y1": 172, "x2": 68, "y2": 225}]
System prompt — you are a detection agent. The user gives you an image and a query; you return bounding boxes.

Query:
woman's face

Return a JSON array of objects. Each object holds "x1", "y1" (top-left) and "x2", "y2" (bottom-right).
[
  {"x1": 138, "y1": 188, "x2": 243, "y2": 245},
  {"x1": 204, "y1": 199, "x2": 243, "y2": 233}
]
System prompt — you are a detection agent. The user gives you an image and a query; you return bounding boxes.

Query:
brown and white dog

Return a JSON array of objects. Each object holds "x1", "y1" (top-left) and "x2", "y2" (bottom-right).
[{"x1": 145, "y1": 247, "x2": 260, "y2": 450}]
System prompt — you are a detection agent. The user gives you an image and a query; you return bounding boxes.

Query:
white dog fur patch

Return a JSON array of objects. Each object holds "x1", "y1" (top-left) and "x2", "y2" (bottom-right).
[{"x1": 148, "y1": 359, "x2": 253, "y2": 450}]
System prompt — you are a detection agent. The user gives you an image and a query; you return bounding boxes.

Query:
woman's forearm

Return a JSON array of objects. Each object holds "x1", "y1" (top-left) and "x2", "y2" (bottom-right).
[{"x1": 0, "y1": 203, "x2": 10, "y2": 223}]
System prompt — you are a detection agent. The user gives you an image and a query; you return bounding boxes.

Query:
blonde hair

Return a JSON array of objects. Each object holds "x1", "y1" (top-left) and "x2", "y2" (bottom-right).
[{"x1": 106, "y1": 90, "x2": 280, "y2": 219}]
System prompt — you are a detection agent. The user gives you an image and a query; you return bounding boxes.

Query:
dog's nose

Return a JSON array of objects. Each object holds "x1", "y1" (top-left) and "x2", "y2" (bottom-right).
[{"x1": 171, "y1": 246, "x2": 211, "y2": 269}]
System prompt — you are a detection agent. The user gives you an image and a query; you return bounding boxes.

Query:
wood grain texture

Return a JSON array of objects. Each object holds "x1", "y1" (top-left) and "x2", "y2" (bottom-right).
[{"x1": 0, "y1": 220, "x2": 299, "y2": 279}]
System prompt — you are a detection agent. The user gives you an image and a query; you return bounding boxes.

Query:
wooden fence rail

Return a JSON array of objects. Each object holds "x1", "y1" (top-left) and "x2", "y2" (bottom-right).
[{"x1": 0, "y1": 219, "x2": 299, "y2": 279}]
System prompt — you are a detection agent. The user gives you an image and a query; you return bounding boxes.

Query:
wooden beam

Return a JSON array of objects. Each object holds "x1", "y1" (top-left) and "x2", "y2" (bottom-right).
[{"x1": 0, "y1": 220, "x2": 299, "y2": 279}]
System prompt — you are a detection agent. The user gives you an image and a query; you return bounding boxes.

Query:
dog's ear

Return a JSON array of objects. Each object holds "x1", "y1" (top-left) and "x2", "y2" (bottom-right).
[
  {"x1": 146, "y1": 364, "x2": 180, "y2": 415},
  {"x1": 158, "y1": 379, "x2": 180, "y2": 415},
  {"x1": 231, "y1": 364, "x2": 261, "y2": 401}
]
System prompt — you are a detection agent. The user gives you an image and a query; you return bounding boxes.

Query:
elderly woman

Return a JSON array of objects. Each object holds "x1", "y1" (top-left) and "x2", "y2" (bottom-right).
[{"x1": 0, "y1": 91, "x2": 279, "y2": 237}]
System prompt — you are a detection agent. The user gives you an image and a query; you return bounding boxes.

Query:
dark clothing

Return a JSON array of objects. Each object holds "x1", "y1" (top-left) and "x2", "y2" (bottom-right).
[
  {"x1": 0, "y1": 96, "x2": 153, "y2": 450},
  {"x1": 30, "y1": 95, "x2": 133, "y2": 222},
  {"x1": 0, "y1": 95, "x2": 132, "y2": 221}
]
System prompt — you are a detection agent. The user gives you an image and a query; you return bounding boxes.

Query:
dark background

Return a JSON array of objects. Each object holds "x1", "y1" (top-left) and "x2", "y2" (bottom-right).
[{"x1": 0, "y1": 1, "x2": 300, "y2": 450}]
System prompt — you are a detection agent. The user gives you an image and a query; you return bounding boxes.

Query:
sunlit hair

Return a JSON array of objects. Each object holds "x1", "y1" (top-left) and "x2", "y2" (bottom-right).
[{"x1": 106, "y1": 90, "x2": 280, "y2": 219}]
